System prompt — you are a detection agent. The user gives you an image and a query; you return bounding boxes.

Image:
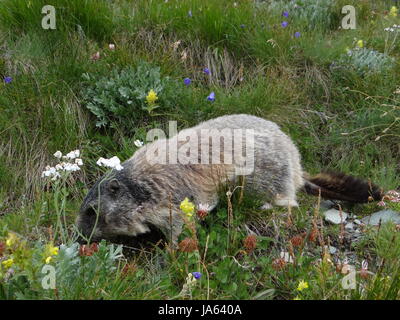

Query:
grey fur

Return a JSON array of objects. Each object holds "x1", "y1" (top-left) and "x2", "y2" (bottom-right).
[{"x1": 76, "y1": 114, "x2": 304, "y2": 243}]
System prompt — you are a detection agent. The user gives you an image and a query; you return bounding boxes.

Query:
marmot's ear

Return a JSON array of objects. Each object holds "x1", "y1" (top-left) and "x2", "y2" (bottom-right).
[{"x1": 109, "y1": 179, "x2": 120, "y2": 193}]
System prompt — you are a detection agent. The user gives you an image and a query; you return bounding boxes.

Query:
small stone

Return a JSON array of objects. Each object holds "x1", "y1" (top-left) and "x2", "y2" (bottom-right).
[
  {"x1": 324, "y1": 245, "x2": 337, "y2": 254},
  {"x1": 324, "y1": 209, "x2": 348, "y2": 224},
  {"x1": 361, "y1": 210, "x2": 400, "y2": 226},
  {"x1": 345, "y1": 222, "x2": 354, "y2": 230},
  {"x1": 354, "y1": 219, "x2": 362, "y2": 225},
  {"x1": 320, "y1": 200, "x2": 335, "y2": 210}
]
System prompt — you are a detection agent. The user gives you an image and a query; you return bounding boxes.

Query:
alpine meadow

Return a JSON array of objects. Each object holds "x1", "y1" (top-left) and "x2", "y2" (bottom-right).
[{"x1": 1, "y1": 0, "x2": 400, "y2": 301}]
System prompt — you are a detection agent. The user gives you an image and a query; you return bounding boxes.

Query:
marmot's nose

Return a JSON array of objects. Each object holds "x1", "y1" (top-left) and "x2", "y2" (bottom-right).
[
  {"x1": 81, "y1": 206, "x2": 97, "y2": 217},
  {"x1": 76, "y1": 206, "x2": 99, "y2": 240}
]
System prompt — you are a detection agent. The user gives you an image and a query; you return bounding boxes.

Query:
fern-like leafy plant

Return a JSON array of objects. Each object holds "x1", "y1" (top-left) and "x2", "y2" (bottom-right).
[
  {"x1": 334, "y1": 48, "x2": 394, "y2": 76},
  {"x1": 82, "y1": 62, "x2": 182, "y2": 129}
]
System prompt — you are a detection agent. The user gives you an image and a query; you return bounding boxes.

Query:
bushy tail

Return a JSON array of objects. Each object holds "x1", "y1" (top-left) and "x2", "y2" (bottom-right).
[{"x1": 303, "y1": 171, "x2": 383, "y2": 203}]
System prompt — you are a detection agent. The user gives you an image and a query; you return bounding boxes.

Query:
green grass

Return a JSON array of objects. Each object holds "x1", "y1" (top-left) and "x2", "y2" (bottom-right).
[{"x1": 1, "y1": 0, "x2": 400, "y2": 300}]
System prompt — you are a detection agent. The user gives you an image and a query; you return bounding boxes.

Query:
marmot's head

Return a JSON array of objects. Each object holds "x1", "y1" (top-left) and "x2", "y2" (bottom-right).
[{"x1": 76, "y1": 169, "x2": 153, "y2": 242}]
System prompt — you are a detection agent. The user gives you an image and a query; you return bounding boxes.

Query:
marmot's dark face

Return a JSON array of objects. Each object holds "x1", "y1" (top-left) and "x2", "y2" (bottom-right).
[{"x1": 76, "y1": 170, "x2": 152, "y2": 242}]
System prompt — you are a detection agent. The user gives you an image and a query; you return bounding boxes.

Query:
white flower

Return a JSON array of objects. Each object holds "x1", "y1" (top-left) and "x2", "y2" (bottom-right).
[
  {"x1": 75, "y1": 158, "x2": 83, "y2": 166},
  {"x1": 63, "y1": 163, "x2": 80, "y2": 172},
  {"x1": 384, "y1": 25, "x2": 400, "y2": 32},
  {"x1": 186, "y1": 273, "x2": 196, "y2": 286},
  {"x1": 41, "y1": 166, "x2": 60, "y2": 180},
  {"x1": 51, "y1": 172, "x2": 61, "y2": 181},
  {"x1": 64, "y1": 149, "x2": 80, "y2": 160},
  {"x1": 280, "y1": 251, "x2": 294, "y2": 263},
  {"x1": 179, "y1": 273, "x2": 197, "y2": 298},
  {"x1": 53, "y1": 151, "x2": 62, "y2": 159},
  {"x1": 97, "y1": 156, "x2": 123, "y2": 171},
  {"x1": 109, "y1": 43, "x2": 115, "y2": 50},
  {"x1": 41, "y1": 170, "x2": 50, "y2": 177},
  {"x1": 134, "y1": 140, "x2": 144, "y2": 148},
  {"x1": 96, "y1": 157, "x2": 105, "y2": 166}
]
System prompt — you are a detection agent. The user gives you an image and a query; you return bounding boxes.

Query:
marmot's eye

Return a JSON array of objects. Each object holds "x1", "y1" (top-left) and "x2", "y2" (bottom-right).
[{"x1": 109, "y1": 179, "x2": 120, "y2": 193}]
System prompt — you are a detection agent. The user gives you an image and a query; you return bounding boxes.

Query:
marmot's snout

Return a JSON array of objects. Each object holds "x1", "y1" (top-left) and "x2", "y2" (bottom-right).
[{"x1": 76, "y1": 204, "x2": 100, "y2": 243}]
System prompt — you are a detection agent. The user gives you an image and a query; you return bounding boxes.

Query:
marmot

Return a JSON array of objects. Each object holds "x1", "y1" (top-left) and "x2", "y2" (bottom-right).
[{"x1": 76, "y1": 114, "x2": 382, "y2": 243}]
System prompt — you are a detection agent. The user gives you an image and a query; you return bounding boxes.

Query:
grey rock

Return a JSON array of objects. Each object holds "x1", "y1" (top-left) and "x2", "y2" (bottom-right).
[
  {"x1": 324, "y1": 209, "x2": 348, "y2": 224},
  {"x1": 320, "y1": 200, "x2": 336, "y2": 210},
  {"x1": 324, "y1": 245, "x2": 337, "y2": 254},
  {"x1": 361, "y1": 210, "x2": 400, "y2": 226},
  {"x1": 345, "y1": 222, "x2": 354, "y2": 230}
]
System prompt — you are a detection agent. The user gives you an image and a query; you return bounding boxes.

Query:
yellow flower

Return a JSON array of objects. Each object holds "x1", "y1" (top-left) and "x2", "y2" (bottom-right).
[
  {"x1": 6, "y1": 232, "x2": 18, "y2": 247},
  {"x1": 44, "y1": 244, "x2": 59, "y2": 263},
  {"x1": 49, "y1": 246, "x2": 59, "y2": 256},
  {"x1": 297, "y1": 280, "x2": 309, "y2": 291},
  {"x1": 180, "y1": 198, "x2": 195, "y2": 216},
  {"x1": 146, "y1": 89, "x2": 158, "y2": 105},
  {"x1": 390, "y1": 6, "x2": 398, "y2": 17},
  {"x1": 356, "y1": 40, "x2": 364, "y2": 48},
  {"x1": 2, "y1": 258, "x2": 14, "y2": 269}
]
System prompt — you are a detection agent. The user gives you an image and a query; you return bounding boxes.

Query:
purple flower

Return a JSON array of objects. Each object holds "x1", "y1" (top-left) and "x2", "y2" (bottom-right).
[
  {"x1": 188, "y1": 10, "x2": 192, "y2": 17},
  {"x1": 192, "y1": 272, "x2": 202, "y2": 279},
  {"x1": 282, "y1": 11, "x2": 289, "y2": 18},
  {"x1": 184, "y1": 78, "x2": 191, "y2": 86},
  {"x1": 240, "y1": 24, "x2": 246, "y2": 28},
  {"x1": 207, "y1": 92, "x2": 215, "y2": 102},
  {"x1": 281, "y1": 21, "x2": 288, "y2": 28},
  {"x1": 203, "y1": 67, "x2": 210, "y2": 75},
  {"x1": 294, "y1": 31, "x2": 301, "y2": 38},
  {"x1": 4, "y1": 76, "x2": 12, "y2": 84}
]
